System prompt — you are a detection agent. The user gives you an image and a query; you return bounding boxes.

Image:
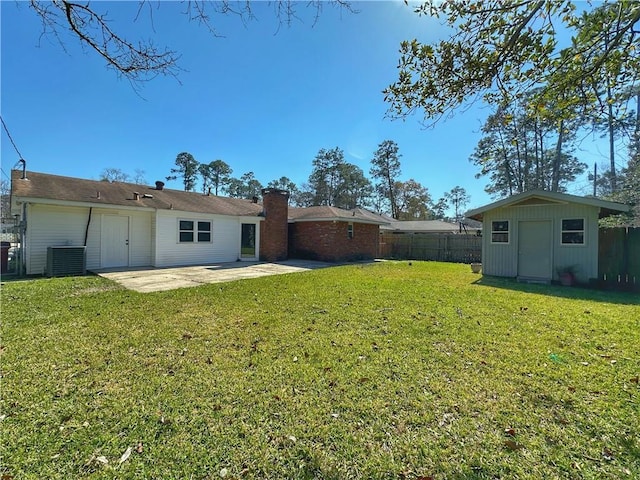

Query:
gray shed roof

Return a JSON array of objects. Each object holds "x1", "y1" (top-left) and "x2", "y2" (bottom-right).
[
  {"x1": 381, "y1": 219, "x2": 463, "y2": 233},
  {"x1": 11, "y1": 170, "x2": 264, "y2": 217},
  {"x1": 465, "y1": 190, "x2": 629, "y2": 221}
]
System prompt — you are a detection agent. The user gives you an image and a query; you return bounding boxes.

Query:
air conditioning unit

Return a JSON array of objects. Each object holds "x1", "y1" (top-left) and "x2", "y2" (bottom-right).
[{"x1": 46, "y1": 246, "x2": 87, "y2": 277}]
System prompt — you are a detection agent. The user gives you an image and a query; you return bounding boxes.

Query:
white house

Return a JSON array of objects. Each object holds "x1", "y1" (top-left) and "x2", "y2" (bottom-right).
[
  {"x1": 465, "y1": 190, "x2": 629, "y2": 284},
  {"x1": 11, "y1": 170, "x2": 388, "y2": 276},
  {"x1": 11, "y1": 170, "x2": 265, "y2": 275}
]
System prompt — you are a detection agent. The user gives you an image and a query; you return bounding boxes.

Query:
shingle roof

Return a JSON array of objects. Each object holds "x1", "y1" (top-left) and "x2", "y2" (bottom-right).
[
  {"x1": 288, "y1": 205, "x2": 389, "y2": 225},
  {"x1": 11, "y1": 170, "x2": 264, "y2": 217},
  {"x1": 381, "y1": 220, "x2": 462, "y2": 233}
]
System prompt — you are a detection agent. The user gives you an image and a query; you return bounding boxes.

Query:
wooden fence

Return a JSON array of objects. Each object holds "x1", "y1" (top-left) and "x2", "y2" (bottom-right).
[
  {"x1": 598, "y1": 227, "x2": 640, "y2": 292},
  {"x1": 379, "y1": 233, "x2": 482, "y2": 263}
]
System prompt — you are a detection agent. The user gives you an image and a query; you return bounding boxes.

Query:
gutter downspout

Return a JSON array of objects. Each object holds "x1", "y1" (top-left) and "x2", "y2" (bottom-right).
[
  {"x1": 84, "y1": 207, "x2": 93, "y2": 246},
  {"x1": 19, "y1": 202, "x2": 28, "y2": 276}
]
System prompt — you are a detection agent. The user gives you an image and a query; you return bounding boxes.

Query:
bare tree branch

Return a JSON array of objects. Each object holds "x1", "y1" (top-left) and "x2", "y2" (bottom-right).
[{"x1": 26, "y1": 0, "x2": 354, "y2": 85}]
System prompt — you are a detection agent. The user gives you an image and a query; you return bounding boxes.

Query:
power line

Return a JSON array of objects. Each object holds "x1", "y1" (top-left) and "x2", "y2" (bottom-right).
[{"x1": 0, "y1": 115, "x2": 24, "y2": 159}]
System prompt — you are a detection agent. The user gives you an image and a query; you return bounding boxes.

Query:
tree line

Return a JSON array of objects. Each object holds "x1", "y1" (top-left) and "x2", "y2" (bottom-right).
[
  {"x1": 35, "y1": 1, "x2": 638, "y2": 225},
  {"x1": 100, "y1": 140, "x2": 470, "y2": 222},
  {"x1": 385, "y1": 0, "x2": 639, "y2": 225}
]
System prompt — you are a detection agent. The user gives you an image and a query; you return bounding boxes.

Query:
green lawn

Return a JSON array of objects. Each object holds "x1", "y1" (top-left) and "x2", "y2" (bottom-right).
[{"x1": 1, "y1": 262, "x2": 638, "y2": 479}]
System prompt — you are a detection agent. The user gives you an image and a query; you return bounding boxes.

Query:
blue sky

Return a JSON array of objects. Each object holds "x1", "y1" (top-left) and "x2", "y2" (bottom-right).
[{"x1": 1, "y1": 1, "x2": 606, "y2": 214}]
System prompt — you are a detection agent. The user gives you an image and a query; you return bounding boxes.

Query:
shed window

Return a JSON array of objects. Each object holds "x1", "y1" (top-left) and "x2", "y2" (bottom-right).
[
  {"x1": 179, "y1": 220, "x2": 212, "y2": 243},
  {"x1": 561, "y1": 218, "x2": 584, "y2": 245},
  {"x1": 491, "y1": 220, "x2": 509, "y2": 243},
  {"x1": 347, "y1": 223, "x2": 354, "y2": 239}
]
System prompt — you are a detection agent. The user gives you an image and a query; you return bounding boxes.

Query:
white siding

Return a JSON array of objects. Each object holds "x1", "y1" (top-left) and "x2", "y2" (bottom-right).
[
  {"x1": 24, "y1": 204, "x2": 152, "y2": 274},
  {"x1": 154, "y1": 210, "x2": 244, "y2": 267},
  {"x1": 25, "y1": 204, "x2": 88, "y2": 275},
  {"x1": 482, "y1": 202, "x2": 600, "y2": 282}
]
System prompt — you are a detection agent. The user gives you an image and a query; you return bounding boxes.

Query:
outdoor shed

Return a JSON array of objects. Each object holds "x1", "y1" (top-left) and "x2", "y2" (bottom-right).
[{"x1": 465, "y1": 190, "x2": 629, "y2": 284}]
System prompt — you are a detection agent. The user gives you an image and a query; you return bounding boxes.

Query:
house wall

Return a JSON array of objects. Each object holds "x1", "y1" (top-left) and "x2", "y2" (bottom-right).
[
  {"x1": 154, "y1": 210, "x2": 261, "y2": 267},
  {"x1": 24, "y1": 203, "x2": 152, "y2": 275},
  {"x1": 482, "y1": 203, "x2": 600, "y2": 282},
  {"x1": 288, "y1": 221, "x2": 379, "y2": 262}
]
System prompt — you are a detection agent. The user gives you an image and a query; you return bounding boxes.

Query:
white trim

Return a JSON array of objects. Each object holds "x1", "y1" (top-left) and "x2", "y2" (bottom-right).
[
  {"x1": 490, "y1": 220, "x2": 510, "y2": 244},
  {"x1": 466, "y1": 190, "x2": 629, "y2": 220},
  {"x1": 177, "y1": 218, "x2": 212, "y2": 244},
  {"x1": 560, "y1": 217, "x2": 586, "y2": 247},
  {"x1": 12, "y1": 197, "x2": 155, "y2": 212}
]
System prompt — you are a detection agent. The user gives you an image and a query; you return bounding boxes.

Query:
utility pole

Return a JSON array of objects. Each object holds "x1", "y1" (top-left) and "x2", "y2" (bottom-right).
[{"x1": 593, "y1": 163, "x2": 597, "y2": 197}]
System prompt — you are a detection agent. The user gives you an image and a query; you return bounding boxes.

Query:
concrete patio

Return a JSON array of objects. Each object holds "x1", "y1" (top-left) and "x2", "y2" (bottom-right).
[{"x1": 91, "y1": 259, "x2": 334, "y2": 293}]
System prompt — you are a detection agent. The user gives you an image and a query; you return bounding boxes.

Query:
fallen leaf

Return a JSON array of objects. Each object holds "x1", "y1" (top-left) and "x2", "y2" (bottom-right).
[
  {"x1": 631, "y1": 376, "x2": 639, "y2": 384},
  {"x1": 331, "y1": 413, "x2": 339, "y2": 418},
  {"x1": 504, "y1": 440, "x2": 524, "y2": 451},
  {"x1": 580, "y1": 362, "x2": 589, "y2": 366},
  {"x1": 219, "y1": 467, "x2": 229, "y2": 477},
  {"x1": 119, "y1": 446, "x2": 132, "y2": 464},
  {"x1": 136, "y1": 442, "x2": 143, "y2": 453},
  {"x1": 568, "y1": 386, "x2": 576, "y2": 393},
  {"x1": 96, "y1": 456, "x2": 109, "y2": 464},
  {"x1": 602, "y1": 447, "x2": 614, "y2": 461},
  {"x1": 504, "y1": 428, "x2": 516, "y2": 437},
  {"x1": 182, "y1": 333, "x2": 193, "y2": 340},
  {"x1": 287, "y1": 435, "x2": 297, "y2": 443}
]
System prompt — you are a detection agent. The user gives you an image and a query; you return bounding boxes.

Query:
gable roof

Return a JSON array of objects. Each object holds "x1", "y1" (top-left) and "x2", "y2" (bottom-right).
[
  {"x1": 288, "y1": 205, "x2": 389, "y2": 225},
  {"x1": 11, "y1": 170, "x2": 263, "y2": 217},
  {"x1": 465, "y1": 190, "x2": 629, "y2": 221}
]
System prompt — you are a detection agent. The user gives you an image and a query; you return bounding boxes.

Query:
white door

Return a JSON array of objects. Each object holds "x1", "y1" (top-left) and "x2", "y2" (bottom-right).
[
  {"x1": 518, "y1": 220, "x2": 552, "y2": 280},
  {"x1": 102, "y1": 215, "x2": 129, "y2": 268}
]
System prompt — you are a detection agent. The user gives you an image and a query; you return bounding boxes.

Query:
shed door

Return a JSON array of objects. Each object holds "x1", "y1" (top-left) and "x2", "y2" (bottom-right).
[
  {"x1": 102, "y1": 215, "x2": 129, "y2": 268},
  {"x1": 518, "y1": 220, "x2": 552, "y2": 280}
]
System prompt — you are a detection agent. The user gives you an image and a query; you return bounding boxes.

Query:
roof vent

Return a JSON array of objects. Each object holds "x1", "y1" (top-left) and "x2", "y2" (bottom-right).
[
  {"x1": 133, "y1": 192, "x2": 140, "y2": 201},
  {"x1": 155, "y1": 181, "x2": 165, "y2": 191},
  {"x1": 142, "y1": 194, "x2": 153, "y2": 199}
]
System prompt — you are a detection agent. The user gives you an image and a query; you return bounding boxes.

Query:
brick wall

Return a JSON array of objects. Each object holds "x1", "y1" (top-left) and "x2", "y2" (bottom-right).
[
  {"x1": 288, "y1": 221, "x2": 379, "y2": 262},
  {"x1": 260, "y1": 189, "x2": 289, "y2": 261}
]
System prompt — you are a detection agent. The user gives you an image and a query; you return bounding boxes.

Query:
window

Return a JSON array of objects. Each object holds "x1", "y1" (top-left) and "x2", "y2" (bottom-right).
[
  {"x1": 561, "y1": 218, "x2": 584, "y2": 245},
  {"x1": 347, "y1": 222, "x2": 354, "y2": 239},
  {"x1": 179, "y1": 220, "x2": 211, "y2": 243},
  {"x1": 197, "y1": 221, "x2": 211, "y2": 242},
  {"x1": 491, "y1": 220, "x2": 509, "y2": 243}
]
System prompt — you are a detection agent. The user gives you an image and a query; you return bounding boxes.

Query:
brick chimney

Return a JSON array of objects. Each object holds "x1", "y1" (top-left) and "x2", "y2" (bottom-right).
[{"x1": 260, "y1": 188, "x2": 289, "y2": 262}]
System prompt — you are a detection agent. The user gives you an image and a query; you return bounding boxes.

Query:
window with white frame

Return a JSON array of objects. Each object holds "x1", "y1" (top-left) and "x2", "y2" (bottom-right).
[
  {"x1": 347, "y1": 222, "x2": 354, "y2": 239},
  {"x1": 179, "y1": 220, "x2": 211, "y2": 243},
  {"x1": 561, "y1": 218, "x2": 584, "y2": 245},
  {"x1": 491, "y1": 220, "x2": 509, "y2": 243}
]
